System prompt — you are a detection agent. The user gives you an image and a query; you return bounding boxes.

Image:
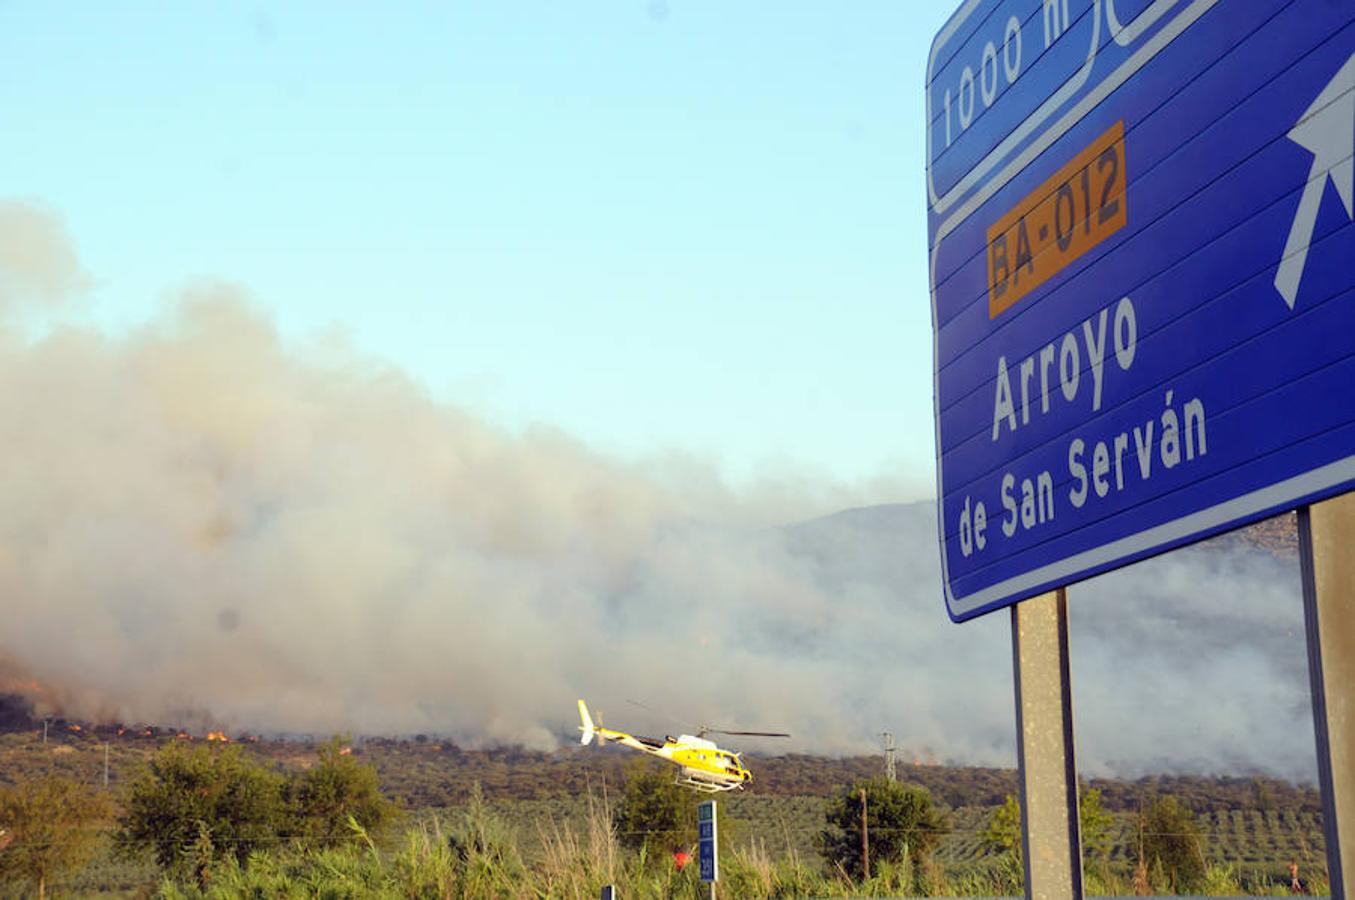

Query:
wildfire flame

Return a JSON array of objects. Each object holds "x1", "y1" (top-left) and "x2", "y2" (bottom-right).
[
  {"x1": 0, "y1": 678, "x2": 45, "y2": 695},
  {"x1": 175, "y1": 731, "x2": 192, "y2": 741},
  {"x1": 207, "y1": 731, "x2": 229, "y2": 743},
  {"x1": 67, "y1": 723, "x2": 82, "y2": 732},
  {"x1": 339, "y1": 746, "x2": 353, "y2": 756}
]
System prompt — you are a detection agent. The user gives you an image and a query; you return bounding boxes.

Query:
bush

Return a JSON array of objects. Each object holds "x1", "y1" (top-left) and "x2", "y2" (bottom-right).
[
  {"x1": 117, "y1": 741, "x2": 288, "y2": 882},
  {"x1": 291, "y1": 737, "x2": 398, "y2": 847},
  {"x1": 614, "y1": 759, "x2": 696, "y2": 859}
]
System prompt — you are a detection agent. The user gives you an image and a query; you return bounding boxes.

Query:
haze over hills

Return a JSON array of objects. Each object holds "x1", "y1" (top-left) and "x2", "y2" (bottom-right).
[
  {"x1": 778, "y1": 502, "x2": 1314, "y2": 781},
  {"x1": 2, "y1": 496, "x2": 1314, "y2": 781}
]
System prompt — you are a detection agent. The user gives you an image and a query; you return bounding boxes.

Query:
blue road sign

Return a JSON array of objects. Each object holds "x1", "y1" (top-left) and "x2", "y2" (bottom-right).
[
  {"x1": 698, "y1": 845, "x2": 716, "y2": 883},
  {"x1": 697, "y1": 800, "x2": 718, "y2": 882},
  {"x1": 928, "y1": 0, "x2": 1355, "y2": 621}
]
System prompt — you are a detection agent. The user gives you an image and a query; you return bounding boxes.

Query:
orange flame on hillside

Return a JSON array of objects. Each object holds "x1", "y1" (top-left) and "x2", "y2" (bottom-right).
[
  {"x1": 67, "y1": 723, "x2": 82, "y2": 732},
  {"x1": 175, "y1": 731, "x2": 192, "y2": 741},
  {"x1": 1, "y1": 678, "x2": 45, "y2": 695},
  {"x1": 207, "y1": 731, "x2": 230, "y2": 743},
  {"x1": 339, "y1": 746, "x2": 353, "y2": 756}
]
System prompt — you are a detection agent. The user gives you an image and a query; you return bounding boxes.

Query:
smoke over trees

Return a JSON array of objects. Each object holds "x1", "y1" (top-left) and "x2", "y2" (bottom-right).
[{"x1": 0, "y1": 200, "x2": 1320, "y2": 780}]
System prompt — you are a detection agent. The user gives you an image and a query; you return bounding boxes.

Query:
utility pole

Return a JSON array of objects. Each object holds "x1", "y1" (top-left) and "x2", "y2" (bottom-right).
[
  {"x1": 860, "y1": 787, "x2": 870, "y2": 881},
  {"x1": 42, "y1": 719, "x2": 48, "y2": 745},
  {"x1": 882, "y1": 732, "x2": 897, "y2": 783}
]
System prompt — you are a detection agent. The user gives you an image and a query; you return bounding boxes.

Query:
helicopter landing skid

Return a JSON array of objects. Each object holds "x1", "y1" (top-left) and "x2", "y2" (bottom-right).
[{"x1": 675, "y1": 773, "x2": 742, "y2": 793}]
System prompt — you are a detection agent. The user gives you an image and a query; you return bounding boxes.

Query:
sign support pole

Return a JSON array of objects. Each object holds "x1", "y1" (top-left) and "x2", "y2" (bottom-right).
[
  {"x1": 1012, "y1": 588, "x2": 1083, "y2": 900},
  {"x1": 1298, "y1": 493, "x2": 1354, "y2": 898}
]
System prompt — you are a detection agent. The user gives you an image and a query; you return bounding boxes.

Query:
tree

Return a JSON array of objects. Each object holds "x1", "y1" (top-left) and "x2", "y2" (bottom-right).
[
  {"x1": 292, "y1": 736, "x2": 397, "y2": 846},
  {"x1": 819, "y1": 779, "x2": 949, "y2": 881},
  {"x1": 1136, "y1": 794, "x2": 1206, "y2": 893},
  {"x1": 118, "y1": 741, "x2": 288, "y2": 881},
  {"x1": 0, "y1": 775, "x2": 111, "y2": 900},
  {"x1": 614, "y1": 760, "x2": 695, "y2": 859}
]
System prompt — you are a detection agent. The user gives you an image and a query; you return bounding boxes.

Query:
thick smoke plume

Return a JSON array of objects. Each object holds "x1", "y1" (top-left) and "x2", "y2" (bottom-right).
[{"x1": 0, "y1": 202, "x2": 1318, "y2": 780}]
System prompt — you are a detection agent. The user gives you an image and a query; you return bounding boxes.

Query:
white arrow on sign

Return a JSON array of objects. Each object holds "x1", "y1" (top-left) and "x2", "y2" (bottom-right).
[{"x1": 1274, "y1": 52, "x2": 1354, "y2": 310}]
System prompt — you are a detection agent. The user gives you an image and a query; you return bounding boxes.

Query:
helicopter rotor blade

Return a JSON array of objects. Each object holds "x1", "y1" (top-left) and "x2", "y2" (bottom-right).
[
  {"x1": 626, "y1": 698, "x2": 665, "y2": 715},
  {"x1": 699, "y1": 728, "x2": 791, "y2": 739},
  {"x1": 626, "y1": 699, "x2": 790, "y2": 740}
]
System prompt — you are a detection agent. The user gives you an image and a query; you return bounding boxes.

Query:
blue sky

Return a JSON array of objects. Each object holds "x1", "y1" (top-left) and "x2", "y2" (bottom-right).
[{"x1": 2, "y1": 2, "x2": 953, "y2": 490}]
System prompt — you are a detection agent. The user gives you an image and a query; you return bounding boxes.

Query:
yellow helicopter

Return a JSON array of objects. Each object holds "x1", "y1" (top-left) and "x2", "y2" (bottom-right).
[{"x1": 576, "y1": 700, "x2": 788, "y2": 792}]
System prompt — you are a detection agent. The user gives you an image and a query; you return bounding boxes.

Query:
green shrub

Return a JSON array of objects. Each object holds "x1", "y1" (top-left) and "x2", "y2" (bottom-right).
[
  {"x1": 118, "y1": 741, "x2": 288, "y2": 882},
  {"x1": 614, "y1": 759, "x2": 696, "y2": 860},
  {"x1": 292, "y1": 737, "x2": 399, "y2": 847}
]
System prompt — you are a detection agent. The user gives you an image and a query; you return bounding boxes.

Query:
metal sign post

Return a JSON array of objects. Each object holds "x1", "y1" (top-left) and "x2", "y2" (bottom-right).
[
  {"x1": 1012, "y1": 589, "x2": 1082, "y2": 900},
  {"x1": 1299, "y1": 492, "x2": 1354, "y2": 898}
]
